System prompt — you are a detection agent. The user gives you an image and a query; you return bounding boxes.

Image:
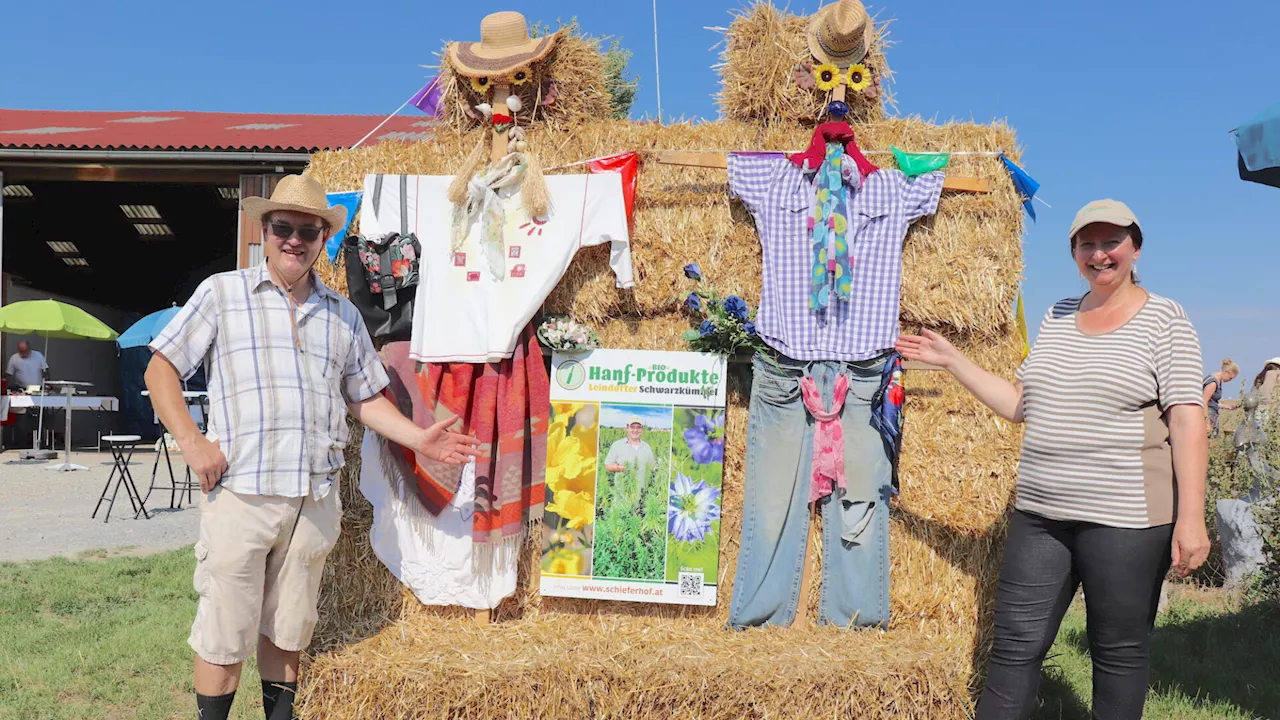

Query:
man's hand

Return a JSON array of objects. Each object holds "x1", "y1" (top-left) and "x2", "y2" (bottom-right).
[
  {"x1": 416, "y1": 417, "x2": 483, "y2": 465},
  {"x1": 605, "y1": 464, "x2": 625, "y2": 473},
  {"x1": 180, "y1": 434, "x2": 229, "y2": 493}
]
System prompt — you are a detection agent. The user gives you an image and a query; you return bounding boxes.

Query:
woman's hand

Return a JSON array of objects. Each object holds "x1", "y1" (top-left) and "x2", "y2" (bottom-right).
[
  {"x1": 895, "y1": 329, "x2": 962, "y2": 369},
  {"x1": 1171, "y1": 515, "x2": 1211, "y2": 578}
]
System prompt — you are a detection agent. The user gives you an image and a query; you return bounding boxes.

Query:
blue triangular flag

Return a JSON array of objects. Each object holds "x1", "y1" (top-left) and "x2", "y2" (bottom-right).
[
  {"x1": 325, "y1": 191, "x2": 363, "y2": 261},
  {"x1": 1000, "y1": 154, "x2": 1039, "y2": 221}
]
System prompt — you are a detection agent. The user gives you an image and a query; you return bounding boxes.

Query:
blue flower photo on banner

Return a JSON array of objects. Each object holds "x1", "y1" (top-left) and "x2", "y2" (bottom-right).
[{"x1": 325, "y1": 191, "x2": 363, "y2": 260}]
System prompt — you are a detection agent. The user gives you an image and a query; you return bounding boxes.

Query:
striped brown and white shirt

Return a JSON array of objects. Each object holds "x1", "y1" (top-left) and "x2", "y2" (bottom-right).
[{"x1": 1015, "y1": 293, "x2": 1203, "y2": 528}]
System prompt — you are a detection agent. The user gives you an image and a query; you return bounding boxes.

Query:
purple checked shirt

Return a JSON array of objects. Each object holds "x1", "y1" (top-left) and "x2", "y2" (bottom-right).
[
  {"x1": 728, "y1": 153, "x2": 943, "y2": 361},
  {"x1": 150, "y1": 264, "x2": 389, "y2": 499}
]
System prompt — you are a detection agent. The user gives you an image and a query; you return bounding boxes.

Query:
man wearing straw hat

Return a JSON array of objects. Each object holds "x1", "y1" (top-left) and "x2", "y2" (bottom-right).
[{"x1": 146, "y1": 174, "x2": 481, "y2": 720}]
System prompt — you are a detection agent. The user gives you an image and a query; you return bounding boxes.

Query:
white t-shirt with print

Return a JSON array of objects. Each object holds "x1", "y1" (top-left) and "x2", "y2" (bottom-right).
[{"x1": 359, "y1": 172, "x2": 633, "y2": 364}]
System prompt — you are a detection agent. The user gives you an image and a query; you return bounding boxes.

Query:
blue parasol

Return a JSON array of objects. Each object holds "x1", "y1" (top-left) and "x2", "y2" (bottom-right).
[
  {"x1": 1233, "y1": 103, "x2": 1280, "y2": 188},
  {"x1": 116, "y1": 305, "x2": 181, "y2": 349}
]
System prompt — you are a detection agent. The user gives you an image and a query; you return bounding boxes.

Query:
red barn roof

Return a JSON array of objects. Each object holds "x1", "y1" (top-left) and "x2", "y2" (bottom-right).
[{"x1": 0, "y1": 109, "x2": 435, "y2": 153}]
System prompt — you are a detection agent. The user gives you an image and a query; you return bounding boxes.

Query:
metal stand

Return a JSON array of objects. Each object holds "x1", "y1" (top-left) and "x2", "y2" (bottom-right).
[{"x1": 45, "y1": 382, "x2": 92, "y2": 471}]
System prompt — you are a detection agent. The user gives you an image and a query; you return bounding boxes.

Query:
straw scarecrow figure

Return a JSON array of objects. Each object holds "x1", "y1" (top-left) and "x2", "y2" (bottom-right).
[
  {"x1": 443, "y1": 11, "x2": 562, "y2": 225},
  {"x1": 720, "y1": 0, "x2": 890, "y2": 125},
  {"x1": 798, "y1": 0, "x2": 882, "y2": 120}
]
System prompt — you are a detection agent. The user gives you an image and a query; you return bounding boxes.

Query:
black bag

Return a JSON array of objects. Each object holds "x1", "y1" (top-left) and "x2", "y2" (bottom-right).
[{"x1": 343, "y1": 174, "x2": 420, "y2": 340}]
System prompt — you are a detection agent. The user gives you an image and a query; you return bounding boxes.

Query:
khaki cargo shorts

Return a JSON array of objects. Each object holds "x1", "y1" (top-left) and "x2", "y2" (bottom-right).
[{"x1": 188, "y1": 485, "x2": 341, "y2": 665}]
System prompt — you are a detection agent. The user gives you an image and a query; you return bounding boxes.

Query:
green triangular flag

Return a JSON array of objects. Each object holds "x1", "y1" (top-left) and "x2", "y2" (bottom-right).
[{"x1": 891, "y1": 146, "x2": 950, "y2": 178}]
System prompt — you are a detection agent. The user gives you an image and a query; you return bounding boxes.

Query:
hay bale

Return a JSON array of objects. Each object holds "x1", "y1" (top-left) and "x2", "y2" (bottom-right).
[
  {"x1": 433, "y1": 22, "x2": 611, "y2": 135},
  {"x1": 301, "y1": 616, "x2": 976, "y2": 720},
  {"x1": 715, "y1": 2, "x2": 893, "y2": 126},
  {"x1": 303, "y1": 115, "x2": 1025, "y2": 718},
  {"x1": 311, "y1": 118, "x2": 1023, "y2": 342}
]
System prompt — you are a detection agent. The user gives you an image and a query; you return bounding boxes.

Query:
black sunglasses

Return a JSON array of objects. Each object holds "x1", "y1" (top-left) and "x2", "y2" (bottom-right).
[{"x1": 269, "y1": 221, "x2": 325, "y2": 243}]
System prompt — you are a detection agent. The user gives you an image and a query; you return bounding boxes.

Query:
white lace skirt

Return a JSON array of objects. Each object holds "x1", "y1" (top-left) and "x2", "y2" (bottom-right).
[{"x1": 359, "y1": 431, "x2": 518, "y2": 609}]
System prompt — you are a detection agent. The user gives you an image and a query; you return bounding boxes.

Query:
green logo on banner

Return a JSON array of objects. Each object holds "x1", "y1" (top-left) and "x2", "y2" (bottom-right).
[{"x1": 557, "y1": 360, "x2": 586, "y2": 390}]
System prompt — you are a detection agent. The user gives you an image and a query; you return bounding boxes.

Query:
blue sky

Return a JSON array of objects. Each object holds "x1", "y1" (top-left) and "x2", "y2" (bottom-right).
[
  {"x1": 600, "y1": 404, "x2": 673, "y2": 430},
  {"x1": 5, "y1": 0, "x2": 1279, "y2": 391}
]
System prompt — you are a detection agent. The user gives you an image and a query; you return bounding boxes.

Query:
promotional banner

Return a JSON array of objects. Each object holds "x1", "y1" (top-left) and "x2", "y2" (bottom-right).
[{"x1": 540, "y1": 349, "x2": 728, "y2": 606}]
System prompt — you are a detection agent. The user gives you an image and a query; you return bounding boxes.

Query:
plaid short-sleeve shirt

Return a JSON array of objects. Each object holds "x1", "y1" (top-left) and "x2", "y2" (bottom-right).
[
  {"x1": 150, "y1": 264, "x2": 389, "y2": 498},
  {"x1": 728, "y1": 153, "x2": 943, "y2": 361}
]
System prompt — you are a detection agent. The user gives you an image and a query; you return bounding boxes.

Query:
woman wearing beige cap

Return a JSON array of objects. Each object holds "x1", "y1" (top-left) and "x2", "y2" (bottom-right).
[{"x1": 897, "y1": 199, "x2": 1209, "y2": 719}]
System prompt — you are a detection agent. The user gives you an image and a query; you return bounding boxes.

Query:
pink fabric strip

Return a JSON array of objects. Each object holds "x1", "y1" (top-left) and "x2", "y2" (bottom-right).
[{"x1": 800, "y1": 374, "x2": 850, "y2": 503}]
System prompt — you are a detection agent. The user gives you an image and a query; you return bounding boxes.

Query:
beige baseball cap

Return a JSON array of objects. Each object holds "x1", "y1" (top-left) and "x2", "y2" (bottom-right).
[{"x1": 1068, "y1": 199, "x2": 1141, "y2": 240}]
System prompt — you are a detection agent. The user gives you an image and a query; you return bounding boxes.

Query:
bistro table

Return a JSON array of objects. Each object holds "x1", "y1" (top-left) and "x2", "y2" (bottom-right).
[
  {"x1": 140, "y1": 390, "x2": 207, "y2": 508},
  {"x1": 10, "y1": 382, "x2": 119, "y2": 470}
]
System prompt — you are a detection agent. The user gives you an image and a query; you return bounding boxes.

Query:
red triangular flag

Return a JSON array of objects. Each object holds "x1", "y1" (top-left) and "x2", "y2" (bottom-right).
[{"x1": 587, "y1": 152, "x2": 639, "y2": 229}]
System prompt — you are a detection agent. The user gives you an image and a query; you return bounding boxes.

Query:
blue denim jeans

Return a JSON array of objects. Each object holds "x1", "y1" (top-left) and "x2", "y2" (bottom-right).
[{"x1": 728, "y1": 353, "x2": 891, "y2": 630}]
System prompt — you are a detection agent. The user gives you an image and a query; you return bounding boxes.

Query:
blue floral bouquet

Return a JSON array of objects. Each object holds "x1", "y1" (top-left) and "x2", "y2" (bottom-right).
[{"x1": 678, "y1": 262, "x2": 769, "y2": 356}]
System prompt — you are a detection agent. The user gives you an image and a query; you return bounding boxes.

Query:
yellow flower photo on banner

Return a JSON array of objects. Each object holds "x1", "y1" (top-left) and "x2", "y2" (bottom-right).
[
  {"x1": 544, "y1": 549, "x2": 585, "y2": 576},
  {"x1": 814, "y1": 63, "x2": 841, "y2": 92},
  {"x1": 845, "y1": 64, "x2": 872, "y2": 92},
  {"x1": 546, "y1": 489, "x2": 594, "y2": 529},
  {"x1": 546, "y1": 401, "x2": 599, "y2": 499}
]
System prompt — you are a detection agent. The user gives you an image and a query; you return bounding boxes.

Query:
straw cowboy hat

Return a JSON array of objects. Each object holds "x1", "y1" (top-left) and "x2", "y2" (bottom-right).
[
  {"x1": 448, "y1": 11, "x2": 561, "y2": 78},
  {"x1": 242, "y1": 174, "x2": 347, "y2": 230},
  {"x1": 808, "y1": 0, "x2": 873, "y2": 68}
]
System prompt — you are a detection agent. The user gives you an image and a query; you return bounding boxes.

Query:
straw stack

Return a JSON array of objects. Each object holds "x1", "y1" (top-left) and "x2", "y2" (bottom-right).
[
  {"x1": 716, "y1": 2, "x2": 893, "y2": 125},
  {"x1": 302, "y1": 115, "x2": 1025, "y2": 719},
  {"x1": 431, "y1": 23, "x2": 611, "y2": 135},
  {"x1": 300, "y1": 3, "x2": 1027, "y2": 716}
]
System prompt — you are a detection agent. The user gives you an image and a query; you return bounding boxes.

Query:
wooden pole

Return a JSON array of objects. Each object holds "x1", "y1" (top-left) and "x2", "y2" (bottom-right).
[
  {"x1": 648, "y1": 151, "x2": 991, "y2": 193},
  {"x1": 792, "y1": 503, "x2": 821, "y2": 629},
  {"x1": 491, "y1": 84, "x2": 511, "y2": 164},
  {"x1": 472, "y1": 82, "x2": 513, "y2": 628}
]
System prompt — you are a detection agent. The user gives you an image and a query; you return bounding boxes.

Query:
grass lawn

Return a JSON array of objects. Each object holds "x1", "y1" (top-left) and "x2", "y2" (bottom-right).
[
  {"x1": 1035, "y1": 587, "x2": 1280, "y2": 720},
  {"x1": 2, "y1": 550, "x2": 1278, "y2": 719},
  {"x1": 0, "y1": 547, "x2": 261, "y2": 720}
]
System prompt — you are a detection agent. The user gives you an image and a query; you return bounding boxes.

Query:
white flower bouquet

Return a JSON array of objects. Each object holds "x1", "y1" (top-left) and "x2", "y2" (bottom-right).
[{"x1": 536, "y1": 316, "x2": 600, "y2": 352}]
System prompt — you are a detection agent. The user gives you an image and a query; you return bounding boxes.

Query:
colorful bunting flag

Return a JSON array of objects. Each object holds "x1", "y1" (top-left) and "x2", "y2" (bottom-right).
[
  {"x1": 1000, "y1": 154, "x2": 1040, "y2": 221},
  {"x1": 410, "y1": 76, "x2": 444, "y2": 117},
  {"x1": 587, "y1": 152, "x2": 639, "y2": 229},
  {"x1": 890, "y1": 146, "x2": 949, "y2": 178},
  {"x1": 1016, "y1": 292, "x2": 1030, "y2": 359},
  {"x1": 325, "y1": 191, "x2": 363, "y2": 261}
]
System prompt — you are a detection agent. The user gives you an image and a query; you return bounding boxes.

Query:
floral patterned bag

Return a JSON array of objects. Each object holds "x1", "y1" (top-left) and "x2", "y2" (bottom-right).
[{"x1": 343, "y1": 174, "x2": 420, "y2": 340}]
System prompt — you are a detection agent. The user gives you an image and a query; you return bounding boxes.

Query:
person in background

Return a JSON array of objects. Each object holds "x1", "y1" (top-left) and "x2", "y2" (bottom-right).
[
  {"x1": 146, "y1": 175, "x2": 481, "y2": 720},
  {"x1": 5, "y1": 340, "x2": 48, "y2": 391},
  {"x1": 1203, "y1": 358, "x2": 1239, "y2": 437},
  {"x1": 604, "y1": 415, "x2": 657, "y2": 495},
  {"x1": 1253, "y1": 358, "x2": 1280, "y2": 410},
  {"x1": 897, "y1": 200, "x2": 1209, "y2": 720},
  {"x1": 5, "y1": 340, "x2": 49, "y2": 448}
]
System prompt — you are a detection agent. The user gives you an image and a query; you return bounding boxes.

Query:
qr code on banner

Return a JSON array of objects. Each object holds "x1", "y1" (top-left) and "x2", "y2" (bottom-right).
[{"x1": 678, "y1": 572, "x2": 704, "y2": 597}]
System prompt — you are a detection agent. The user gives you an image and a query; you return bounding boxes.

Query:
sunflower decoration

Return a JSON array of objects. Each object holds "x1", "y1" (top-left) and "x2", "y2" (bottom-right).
[
  {"x1": 813, "y1": 62, "x2": 842, "y2": 92},
  {"x1": 845, "y1": 64, "x2": 872, "y2": 93},
  {"x1": 469, "y1": 75, "x2": 492, "y2": 95},
  {"x1": 509, "y1": 65, "x2": 532, "y2": 86}
]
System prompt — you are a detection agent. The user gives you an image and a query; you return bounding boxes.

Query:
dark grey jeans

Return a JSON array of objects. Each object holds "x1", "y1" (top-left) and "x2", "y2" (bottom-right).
[{"x1": 976, "y1": 509, "x2": 1173, "y2": 720}]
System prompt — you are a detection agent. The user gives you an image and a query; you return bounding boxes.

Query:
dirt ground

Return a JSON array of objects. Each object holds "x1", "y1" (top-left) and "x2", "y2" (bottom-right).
[{"x1": 0, "y1": 447, "x2": 201, "y2": 562}]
